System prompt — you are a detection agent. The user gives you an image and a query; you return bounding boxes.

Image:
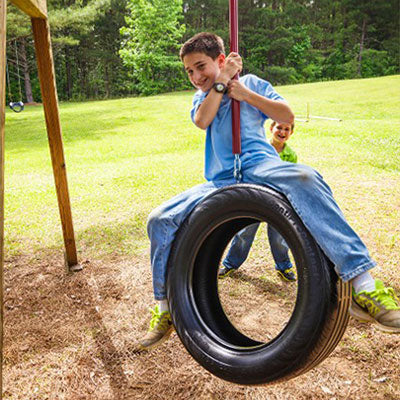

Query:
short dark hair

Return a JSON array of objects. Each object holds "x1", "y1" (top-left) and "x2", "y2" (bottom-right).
[
  {"x1": 180, "y1": 32, "x2": 225, "y2": 61},
  {"x1": 271, "y1": 120, "x2": 295, "y2": 131}
]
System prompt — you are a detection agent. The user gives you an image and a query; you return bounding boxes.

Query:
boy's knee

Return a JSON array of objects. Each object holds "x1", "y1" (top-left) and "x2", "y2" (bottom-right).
[
  {"x1": 147, "y1": 206, "x2": 164, "y2": 233},
  {"x1": 294, "y1": 165, "x2": 321, "y2": 184}
]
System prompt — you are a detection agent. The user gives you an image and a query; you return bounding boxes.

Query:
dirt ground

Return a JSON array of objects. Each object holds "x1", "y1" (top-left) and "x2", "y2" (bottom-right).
[{"x1": 3, "y1": 236, "x2": 400, "y2": 400}]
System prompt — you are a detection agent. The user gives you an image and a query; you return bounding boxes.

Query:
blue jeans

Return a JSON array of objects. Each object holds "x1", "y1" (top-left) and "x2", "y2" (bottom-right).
[
  {"x1": 147, "y1": 160, "x2": 375, "y2": 300},
  {"x1": 222, "y1": 223, "x2": 293, "y2": 272}
]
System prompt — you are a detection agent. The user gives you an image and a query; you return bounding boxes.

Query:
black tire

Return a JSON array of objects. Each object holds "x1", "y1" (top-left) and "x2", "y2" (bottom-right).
[{"x1": 167, "y1": 184, "x2": 351, "y2": 385}]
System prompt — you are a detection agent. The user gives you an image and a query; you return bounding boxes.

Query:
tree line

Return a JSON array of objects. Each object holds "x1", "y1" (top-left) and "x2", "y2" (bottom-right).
[{"x1": 6, "y1": 0, "x2": 399, "y2": 103}]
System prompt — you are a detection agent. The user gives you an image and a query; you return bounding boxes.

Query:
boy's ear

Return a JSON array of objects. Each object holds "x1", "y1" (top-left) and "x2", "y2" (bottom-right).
[{"x1": 217, "y1": 53, "x2": 226, "y2": 68}]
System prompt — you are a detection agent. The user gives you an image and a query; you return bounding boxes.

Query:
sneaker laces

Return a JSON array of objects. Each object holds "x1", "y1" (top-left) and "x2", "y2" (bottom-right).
[
  {"x1": 148, "y1": 306, "x2": 170, "y2": 331},
  {"x1": 283, "y1": 269, "x2": 291, "y2": 274},
  {"x1": 370, "y1": 287, "x2": 400, "y2": 310}
]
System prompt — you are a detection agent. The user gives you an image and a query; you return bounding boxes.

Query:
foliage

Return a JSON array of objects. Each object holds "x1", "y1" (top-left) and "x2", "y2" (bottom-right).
[
  {"x1": 5, "y1": 0, "x2": 399, "y2": 101},
  {"x1": 359, "y1": 49, "x2": 393, "y2": 78},
  {"x1": 7, "y1": 0, "x2": 130, "y2": 101},
  {"x1": 119, "y1": 0, "x2": 187, "y2": 95},
  {"x1": 182, "y1": 0, "x2": 399, "y2": 86}
]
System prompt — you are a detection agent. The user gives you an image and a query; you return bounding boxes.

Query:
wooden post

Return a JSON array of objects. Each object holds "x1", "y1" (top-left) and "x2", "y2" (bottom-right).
[
  {"x1": 31, "y1": 16, "x2": 81, "y2": 272},
  {"x1": 9, "y1": 0, "x2": 46, "y2": 18},
  {"x1": 0, "y1": 0, "x2": 7, "y2": 394}
]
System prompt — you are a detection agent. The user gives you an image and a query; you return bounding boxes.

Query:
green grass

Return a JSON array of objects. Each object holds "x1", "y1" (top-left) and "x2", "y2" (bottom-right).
[{"x1": 4, "y1": 75, "x2": 400, "y2": 259}]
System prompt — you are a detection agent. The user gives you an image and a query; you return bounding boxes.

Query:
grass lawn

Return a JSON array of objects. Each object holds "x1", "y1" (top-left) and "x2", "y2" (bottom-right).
[
  {"x1": 3, "y1": 75, "x2": 400, "y2": 399},
  {"x1": 5, "y1": 75, "x2": 400, "y2": 260}
]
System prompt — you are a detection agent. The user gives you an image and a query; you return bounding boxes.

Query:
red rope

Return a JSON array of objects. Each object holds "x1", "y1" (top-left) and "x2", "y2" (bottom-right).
[{"x1": 229, "y1": 0, "x2": 241, "y2": 155}]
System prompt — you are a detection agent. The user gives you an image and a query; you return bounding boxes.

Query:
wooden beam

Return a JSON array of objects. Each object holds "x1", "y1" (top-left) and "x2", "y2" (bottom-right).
[
  {"x1": 10, "y1": 0, "x2": 47, "y2": 19},
  {"x1": 0, "y1": 0, "x2": 7, "y2": 394},
  {"x1": 31, "y1": 17, "x2": 80, "y2": 271}
]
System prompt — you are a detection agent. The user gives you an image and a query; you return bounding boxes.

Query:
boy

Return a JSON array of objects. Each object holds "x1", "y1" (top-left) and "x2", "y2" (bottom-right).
[
  {"x1": 218, "y1": 121, "x2": 298, "y2": 282},
  {"x1": 138, "y1": 32, "x2": 400, "y2": 350}
]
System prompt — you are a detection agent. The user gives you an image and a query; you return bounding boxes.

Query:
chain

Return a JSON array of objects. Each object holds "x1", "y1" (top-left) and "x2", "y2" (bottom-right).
[
  {"x1": 233, "y1": 154, "x2": 242, "y2": 183},
  {"x1": 14, "y1": 40, "x2": 23, "y2": 101}
]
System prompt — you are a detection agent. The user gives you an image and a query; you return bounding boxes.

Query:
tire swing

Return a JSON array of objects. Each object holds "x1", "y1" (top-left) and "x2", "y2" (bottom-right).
[
  {"x1": 166, "y1": 0, "x2": 352, "y2": 385},
  {"x1": 167, "y1": 184, "x2": 352, "y2": 385}
]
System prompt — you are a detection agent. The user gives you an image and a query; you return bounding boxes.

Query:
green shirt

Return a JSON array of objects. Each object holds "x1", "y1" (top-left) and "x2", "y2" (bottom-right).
[{"x1": 279, "y1": 143, "x2": 297, "y2": 163}]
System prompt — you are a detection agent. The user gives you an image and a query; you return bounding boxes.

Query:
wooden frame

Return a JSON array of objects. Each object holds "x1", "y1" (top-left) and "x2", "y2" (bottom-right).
[
  {"x1": 1, "y1": 1, "x2": 7, "y2": 395},
  {"x1": 10, "y1": 0, "x2": 46, "y2": 18},
  {"x1": 4, "y1": 0, "x2": 80, "y2": 268},
  {"x1": 1, "y1": 1, "x2": 81, "y2": 395}
]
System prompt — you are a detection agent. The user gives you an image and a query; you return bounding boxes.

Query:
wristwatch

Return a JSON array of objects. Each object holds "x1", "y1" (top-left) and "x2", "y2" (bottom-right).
[{"x1": 213, "y1": 82, "x2": 227, "y2": 94}]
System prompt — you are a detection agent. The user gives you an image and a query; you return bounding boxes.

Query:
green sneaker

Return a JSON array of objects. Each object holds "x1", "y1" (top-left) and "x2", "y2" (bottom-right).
[
  {"x1": 218, "y1": 265, "x2": 236, "y2": 278},
  {"x1": 138, "y1": 305, "x2": 174, "y2": 350},
  {"x1": 277, "y1": 268, "x2": 297, "y2": 282},
  {"x1": 350, "y1": 280, "x2": 400, "y2": 333}
]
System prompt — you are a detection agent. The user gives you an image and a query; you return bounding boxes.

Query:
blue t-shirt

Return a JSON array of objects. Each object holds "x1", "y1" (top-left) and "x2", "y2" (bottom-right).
[{"x1": 191, "y1": 74, "x2": 284, "y2": 181}]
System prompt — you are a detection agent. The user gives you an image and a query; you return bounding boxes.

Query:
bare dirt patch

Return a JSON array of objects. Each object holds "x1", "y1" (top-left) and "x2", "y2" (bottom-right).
[{"x1": 3, "y1": 243, "x2": 400, "y2": 400}]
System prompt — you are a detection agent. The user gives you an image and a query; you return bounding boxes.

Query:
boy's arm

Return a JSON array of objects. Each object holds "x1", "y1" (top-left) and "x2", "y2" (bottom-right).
[
  {"x1": 193, "y1": 78, "x2": 229, "y2": 129},
  {"x1": 194, "y1": 53, "x2": 242, "y2": 130},
  {"x1": 228, "y1": 80, "x2": 295, "y2": 125}
]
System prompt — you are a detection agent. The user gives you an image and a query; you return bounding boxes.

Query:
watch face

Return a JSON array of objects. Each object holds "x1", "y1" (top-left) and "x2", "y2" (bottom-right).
[
  {"x1": 214, "y1": 83, "x2": 226, "y2": 93},
  {"x1": 216, "y1": 83, "x2": 224, "y2": 92}
]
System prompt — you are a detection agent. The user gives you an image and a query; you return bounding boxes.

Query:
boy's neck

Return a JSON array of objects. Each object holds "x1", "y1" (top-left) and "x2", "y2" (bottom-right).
[{"x1": 270, "y1": 139, "x2": 285, "y2": 153}]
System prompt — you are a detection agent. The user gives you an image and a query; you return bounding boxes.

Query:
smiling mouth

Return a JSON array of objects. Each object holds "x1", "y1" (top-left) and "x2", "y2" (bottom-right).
[{"x1": 196, "y1": 79, "x2": 208, "y2": 87}]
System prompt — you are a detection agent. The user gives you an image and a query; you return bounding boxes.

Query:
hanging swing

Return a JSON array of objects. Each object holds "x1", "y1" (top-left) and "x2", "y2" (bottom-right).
[
  {"x1": 166, "y1": 0, "x2": 352, "y2": 385},
  {"x1": 6, "y1": 40, "x2": 25, "y2": 113}
]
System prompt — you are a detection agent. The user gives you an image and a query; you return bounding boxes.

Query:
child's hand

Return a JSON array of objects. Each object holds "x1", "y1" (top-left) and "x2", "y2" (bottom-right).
[
  {"x1": 218, "y1": 52, "x2": 242, "y2": 81},
  {"x1": 227, "y1": 80, "x2": 251, "y2": 102}
]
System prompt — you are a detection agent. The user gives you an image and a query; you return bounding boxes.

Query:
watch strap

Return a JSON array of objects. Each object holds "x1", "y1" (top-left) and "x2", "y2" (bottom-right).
[{"x1": 213, "y1": 82, "x2": 228, "y2": 94}]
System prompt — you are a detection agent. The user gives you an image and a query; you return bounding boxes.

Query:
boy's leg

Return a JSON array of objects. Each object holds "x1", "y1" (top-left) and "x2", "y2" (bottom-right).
[
  {"x1": 148, "y1": 180, "x2": 232, "y2": 300},
  {"x1": 219, "y1": 223, "x2": 259, "y2": 277},
  {"x1": 140, "y1": 179, "x2": 235, "y2": 349},
  {"x1": 267, "y1": 225, "x2": 296, "y2": 282},
  {"x1": 244, "y1": 161, "x2": 399, "y2": 332},
  {"x1": 244, "y1": 160, "x2": 375, "y2": 281}
]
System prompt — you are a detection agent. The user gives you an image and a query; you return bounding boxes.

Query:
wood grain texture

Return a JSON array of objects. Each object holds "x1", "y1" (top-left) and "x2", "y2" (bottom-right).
[
  {"x1": 10, "y1": 0, "x2": 47, "y2": 18},
  {"x1": 31, "y1": 17, "x2": 78, "y2": 268},
  {"x1": 0, "y1": 0, "x2": 6, "y2": 394}
]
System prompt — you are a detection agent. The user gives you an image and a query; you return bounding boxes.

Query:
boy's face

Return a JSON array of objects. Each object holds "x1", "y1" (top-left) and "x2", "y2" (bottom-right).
[
  {"x1": 270, "y1": 123, "x2": 293, "y2": 145},
  {"x1": 183, "y1": 52, "x2": 225, "y2": 92}
]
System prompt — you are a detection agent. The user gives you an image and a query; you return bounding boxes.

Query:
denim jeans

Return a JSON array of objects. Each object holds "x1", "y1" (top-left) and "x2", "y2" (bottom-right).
[
  {"x1": 147, "y1": 160, "x2": 375, "y2": 300},
  {"x1": 223, "y1": 223, "x2": 293, "y2": 272}
]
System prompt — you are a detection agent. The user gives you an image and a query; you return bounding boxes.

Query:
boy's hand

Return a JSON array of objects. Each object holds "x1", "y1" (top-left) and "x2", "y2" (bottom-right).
[
  {"x1": 218, "y1": 52, "x2": 242, "y2": 82},
  {"x1": 227, "y1": 80, "x2": 251, "y2": 102}
]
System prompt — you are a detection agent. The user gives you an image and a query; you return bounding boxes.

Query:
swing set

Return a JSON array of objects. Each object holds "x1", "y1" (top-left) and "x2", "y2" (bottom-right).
[
  {"x1": 6, "y1": 39, "x2": 24, "y2": 112},
  {"x1": 1, "y1": 0, "x2": 81, "y2": 393},
  {"x1": 0, "y1": 0, "x2": 352, "y2": 393}
]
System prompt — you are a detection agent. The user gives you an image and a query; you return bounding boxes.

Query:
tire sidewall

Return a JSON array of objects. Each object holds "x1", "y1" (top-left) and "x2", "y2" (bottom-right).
[{"x1": 167, "y1": 184, "x2": 332, "y2": 384}]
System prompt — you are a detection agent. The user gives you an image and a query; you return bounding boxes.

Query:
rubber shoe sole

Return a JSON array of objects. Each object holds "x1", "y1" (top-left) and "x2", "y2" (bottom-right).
[
  {"x1": 349, "y1": 300, "x2": 400, "y2": 334},
  {"x1": 218, "y1": 267, "x2": 235, "y2": 279},
  {"x1": 277, "y1": 269, "x2": 296, "y2": 282},
  {"x1": 137, "y1": 325, "x2": 174, "y2": 351}
]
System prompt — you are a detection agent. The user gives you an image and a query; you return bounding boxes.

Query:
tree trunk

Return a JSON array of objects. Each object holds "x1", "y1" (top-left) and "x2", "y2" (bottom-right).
[
  {"x1": 65, "y1": 47, "x2": 72, "y2": 99},
  {"x1": 357, "y1": 16, "x2": 367, "y2": 77},
  {"x1": 19, "y1": 37, "x2": 34, "y2": 103},
  {"x1": 104, "y1": 63, "x2": 110, "y2": 98},
  {"x1": 78, "y1": 57, "x2": 88, "y2": 98}
]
